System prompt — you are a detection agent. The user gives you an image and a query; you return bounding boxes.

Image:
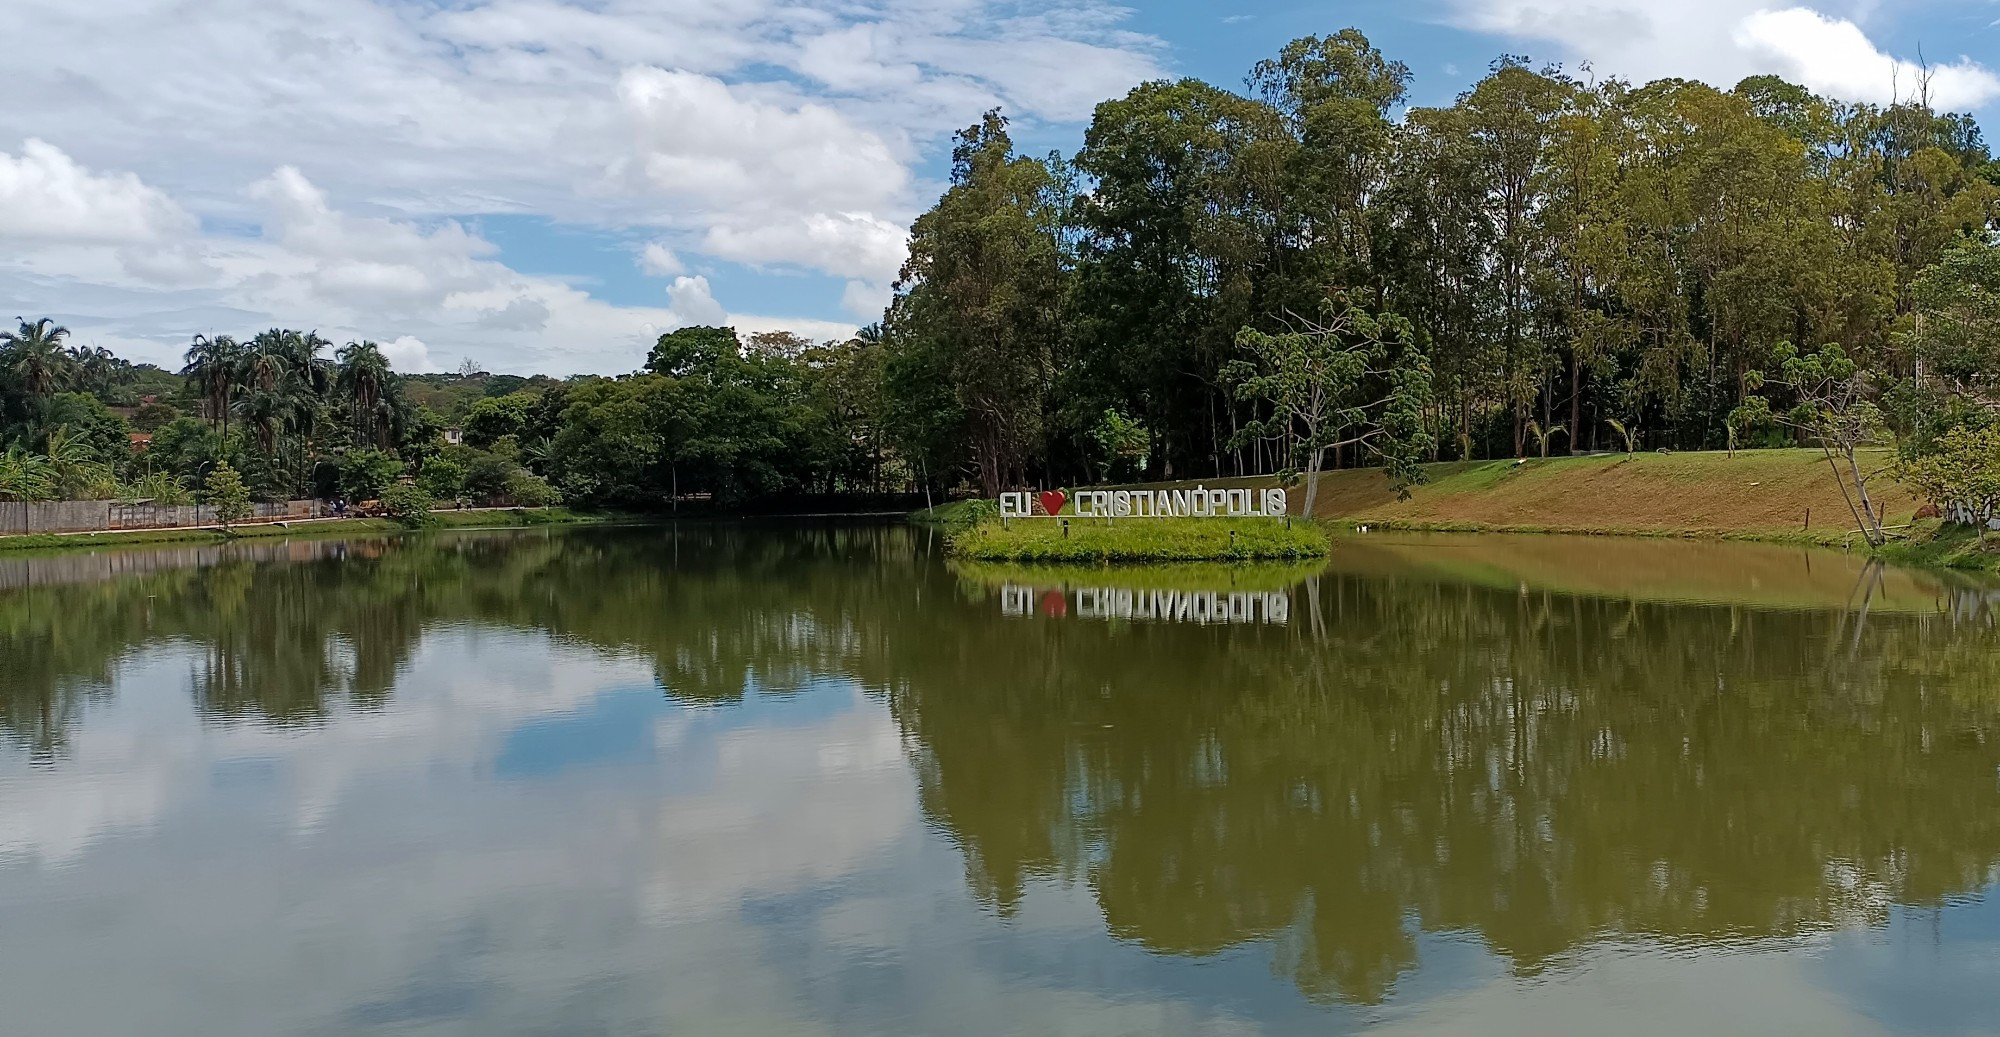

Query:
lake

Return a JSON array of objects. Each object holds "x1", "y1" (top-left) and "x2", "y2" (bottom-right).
[{"x1": 2, "y1": 525, "x2": 1997, "y2": 1035}]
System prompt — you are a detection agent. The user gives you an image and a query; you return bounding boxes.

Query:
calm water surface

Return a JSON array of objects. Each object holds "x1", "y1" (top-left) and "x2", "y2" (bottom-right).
[{"x1": 2, "y1": 526, "x2": 1998, "y2": 1035}]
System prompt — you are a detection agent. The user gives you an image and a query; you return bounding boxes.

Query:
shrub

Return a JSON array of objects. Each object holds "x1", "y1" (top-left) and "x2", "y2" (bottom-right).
[
  {"x1": 417, "y1": 450, "x2": 469, "y2": 502},
  {"x1": 380, "y1": 482, "x2": 435, "y2": 525},
  {"x1": 504, "y1": 470, "x2": 561, "y2": 507},
  {"x1": 204, "y1": 462, "x2": 253, "y2": 529},
  {"x1": 339, "y1": 448, "x2": 405, "y2": 502}
]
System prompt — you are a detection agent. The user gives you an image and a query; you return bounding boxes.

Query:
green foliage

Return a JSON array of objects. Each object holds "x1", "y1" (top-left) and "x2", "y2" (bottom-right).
[
  {"x1": 339, "y1": 448, "x2": 405, "y2": 502},
  {"x1": 1527, "y1": 420, "x2": 1566, "y2": 459},
  {"x1": 463, "y1": 392, "x2": 537, "y2": 448},
  {"x1": 504, "y1": 470, "x2": 561, "y2": 507},
  {"x1": 1745, "y1": 343, "x2": 1893, "y2": 544},
  {"x1": 1605, "y1": 418, "x2": 1638, "y2": 455},
  {"x1": 1088, "y1": 409, "x2": 1151, "y2": 483},
  {"x1": 121, "y1": 470, "x2": 195, "y2": 506},
  {"x1": 1895, "y1": 425, "x2": 2000, "y2": 529},
  {"x1": 1224, "y1": 292, "x2": 1435, "y2": 514},
  {"x1": 203, "y1": 462, "x2": 253, "y2": 528},
  {"x1": 379, "y1": 482, "x2": 434, "y2": 524},
  {"x1": 0, "y1": 447, "x2": 56, "y2": 501},
  {"x1": 883, "y1": 110, "x2": 1065, "y2": 496},
  {"x1": 34, "y1": 393, "x2": 132, "y2": 467},
  {"x1": 133, "y1": 401, "x2": 179, "y2": 431},
  {"x1": 417, "y1": 448, "x2": 469, "y2": 502}
]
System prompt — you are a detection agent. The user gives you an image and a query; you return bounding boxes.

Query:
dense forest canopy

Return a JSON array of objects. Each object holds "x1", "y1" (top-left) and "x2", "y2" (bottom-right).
[
  {"x1": 885, "y1": 37, "x2": 2000, "y2": 497},
  {"x1": 4, "y1": 28, "x2": 1998, "y2": 511}
]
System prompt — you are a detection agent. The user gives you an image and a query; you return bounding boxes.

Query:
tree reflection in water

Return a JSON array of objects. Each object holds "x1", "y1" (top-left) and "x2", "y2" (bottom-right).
[{"x1": 2, "y1": 525, "x2": 1998, "y2": 1005}]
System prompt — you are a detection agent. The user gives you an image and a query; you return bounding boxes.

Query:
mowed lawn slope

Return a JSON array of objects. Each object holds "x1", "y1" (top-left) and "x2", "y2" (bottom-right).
[{"x1": 1197, "y1": 449, "x2": 1923, "y2": 538}]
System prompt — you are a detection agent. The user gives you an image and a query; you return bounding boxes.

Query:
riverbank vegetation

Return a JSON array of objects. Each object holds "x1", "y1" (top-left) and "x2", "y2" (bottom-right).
[
  {"x1": 0, "y1": 507, "x2": 608, "y2": 554},
  {"x1": 949, "y1": 517, "x2": 1327, "y2": 564}
]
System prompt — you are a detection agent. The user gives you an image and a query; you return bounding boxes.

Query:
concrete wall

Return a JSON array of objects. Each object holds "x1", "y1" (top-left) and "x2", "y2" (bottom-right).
[{"x1": 0, "y1": 499, "x2": 323, "y2": 536}]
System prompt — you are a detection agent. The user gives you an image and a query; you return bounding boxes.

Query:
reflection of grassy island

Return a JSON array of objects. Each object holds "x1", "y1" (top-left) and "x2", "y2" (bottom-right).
[
  {"x1": 952, "y1": 558, "x2": 1324, "y2": 594},
  {"x1": 948, "y1": 515, "x2": 1328, "y2": 563}
]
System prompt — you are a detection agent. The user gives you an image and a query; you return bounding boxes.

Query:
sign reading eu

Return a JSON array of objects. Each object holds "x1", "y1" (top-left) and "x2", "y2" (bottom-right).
[{"x1": 997, "y1": 486, "x2": 1287, "y2": 520}]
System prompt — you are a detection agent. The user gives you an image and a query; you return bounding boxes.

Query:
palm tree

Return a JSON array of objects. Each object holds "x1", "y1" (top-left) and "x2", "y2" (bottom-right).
[
  {"x1": 239, "y1": 329, "x2": 289, "y2": 396},
  {"x1": 183, "y1": 333, "x2": 242, "y2": 437},
  {"x1": 70, "y1": 345, "x2": 120, "y2": 396},
  {"x1": 1, "y1": 318, "x2": 78, "y2": 399},
  {"x1": 233, "y1": 384, "x2": 287, "y2": 457},
  {"x1": 337, "y1": 340, "x2": 393, "y2": 448},
  {"x1": 278, "y1": 331, "x2": 334, "y2": 494}
]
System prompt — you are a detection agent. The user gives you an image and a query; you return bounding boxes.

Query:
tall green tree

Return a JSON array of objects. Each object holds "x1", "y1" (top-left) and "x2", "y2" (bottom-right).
[
  {"x1": 886, "y1": 111, "x2": 1067, "y2": 496},
  {"x1": 182, "y1": 333, "x2": 241, "y2": 437},
  {"x1": 337, "y1": 340, "x2": 394, "y2": 447},
  {"x1": 2, "y1": 318, "x2": 77, "y2": 401}
]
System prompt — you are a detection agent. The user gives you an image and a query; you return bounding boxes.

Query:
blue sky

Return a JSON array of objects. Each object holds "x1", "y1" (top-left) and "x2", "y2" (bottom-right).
[{"x1": 2, "y1": 0, "x2": 1996, "y2": 376}]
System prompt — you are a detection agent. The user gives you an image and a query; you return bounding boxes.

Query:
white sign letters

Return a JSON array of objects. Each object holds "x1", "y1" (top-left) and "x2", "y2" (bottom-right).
[{"x1": 997, "y1": 486, "x2": 1287, "y2": 519}]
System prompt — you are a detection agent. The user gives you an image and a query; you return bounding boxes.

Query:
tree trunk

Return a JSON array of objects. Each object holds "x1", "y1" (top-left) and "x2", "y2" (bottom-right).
[{"x1": 1569, "y1": 355, "x2": 1582, "y2": 455}]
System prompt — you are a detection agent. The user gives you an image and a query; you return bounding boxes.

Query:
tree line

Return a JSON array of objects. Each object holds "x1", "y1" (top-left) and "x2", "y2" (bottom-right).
[
  {"x1": 881, "y1": 30, "x2": 2000, "y2": 501},
  {"x1": 0, "y1": 317, "x2": 890, "y2": 512}
]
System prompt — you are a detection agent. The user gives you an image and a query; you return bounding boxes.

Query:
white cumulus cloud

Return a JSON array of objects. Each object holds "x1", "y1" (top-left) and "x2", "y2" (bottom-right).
[
  {"x1": 665, "y1": 274, "x2": 728, "y2": 326},
  {"x1": 380, "y1": 335, "x2": 439, "y2": 374},
  {"x1": 0, "y1": 139, "x2": 194, "y2": 244},
  {"x1": 1452, "y1": 1, "x2": 2000, "y2": 110},
  {"x1": 0, "y1": 0, "x2": 1162, "y2": 370},
  {"x1": 639, "y1": 242, "x2": 685, "y2": 277},
  {"x1": 1736, "y1": 8, "x2": 2000, "y2": 110}
]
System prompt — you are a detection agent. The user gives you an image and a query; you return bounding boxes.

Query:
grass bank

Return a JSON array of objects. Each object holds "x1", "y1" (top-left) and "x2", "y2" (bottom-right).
[
  {"x1": 1128, "y1": 449, "x2": 1923, "y2": 544},
  {"x1": 0, "y1": 507, "x2": 619, "y2": 554},
  {"x1": 1877, "y1": 524, "x2": 2000, "y2": 574},
  {"x1": 948, "y1": 516, "x2": 1327, "y2": 563}
]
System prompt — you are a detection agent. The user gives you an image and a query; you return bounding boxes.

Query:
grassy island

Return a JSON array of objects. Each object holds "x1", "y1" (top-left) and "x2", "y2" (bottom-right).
[{"x1": 947, "y1": 516, "x2": 1328, "y2": 564}]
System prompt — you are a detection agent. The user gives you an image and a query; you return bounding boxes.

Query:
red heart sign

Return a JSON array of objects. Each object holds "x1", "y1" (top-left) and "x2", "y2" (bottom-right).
[{"x1": 1037, "y1": 490, "x2": 1068, "y2": 516}]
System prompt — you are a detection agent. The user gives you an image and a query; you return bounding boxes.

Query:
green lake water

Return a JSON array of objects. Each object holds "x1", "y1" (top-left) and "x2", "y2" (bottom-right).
[{"x1": 2, "y1": 525, "x2": 1998, "y2": 1035}]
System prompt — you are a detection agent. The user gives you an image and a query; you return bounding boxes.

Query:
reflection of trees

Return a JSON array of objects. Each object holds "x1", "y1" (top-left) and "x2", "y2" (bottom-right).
[
  {"x1": 0, "y1": 525, "x2": 927, "y2": 744},
  {"x1": 881, "y1": 575, "x2": 2000, "y2": 1004},
  {"x1": 7, "y1": 528, "x2": 2000, "y2": 1003}
]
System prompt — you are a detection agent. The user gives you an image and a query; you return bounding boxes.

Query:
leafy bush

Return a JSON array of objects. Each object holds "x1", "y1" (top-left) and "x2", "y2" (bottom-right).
[
  {"x1": 504, "y1": 470, "x2": 561, "y2": 507},
  {"x1": 204, "y1": 462, "x2": 253, "y2": 528},
  {"x1": 0, "y1": 448, "x2": 56, "y2": 501},
  {"x1": 339, "y1": 448, "x2": 405, "y2": 502},
  {"x1": 380, "y1": 482, "x2": 435, "y2": 525},
  {"x1": 132, "y1": 401, "x2": 180, "y2": 432},
  {"x1": 1896, "y1": 425, "x2": 2000, "y2": 530},
  {"x1": 121, "y1": 471, "x2": 195, "y2": 506},
  {"x1": 417, "y1": 449, "x2": 470, "y2": 502}
]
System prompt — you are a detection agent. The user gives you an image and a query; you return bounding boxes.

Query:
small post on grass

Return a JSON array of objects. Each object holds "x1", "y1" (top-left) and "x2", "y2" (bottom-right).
[
  {"x1": 1230, "y1": 529, "x2": 1238, "y2": 552},
  {"x1": 1062, "y1": 519, "x2": 1069, "y2": 539}
]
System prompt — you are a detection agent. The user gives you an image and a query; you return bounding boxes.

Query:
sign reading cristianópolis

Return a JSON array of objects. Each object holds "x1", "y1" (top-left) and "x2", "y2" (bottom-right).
[{"x1": 998, "y1": 486, "x2": 1287, "y2": 519}]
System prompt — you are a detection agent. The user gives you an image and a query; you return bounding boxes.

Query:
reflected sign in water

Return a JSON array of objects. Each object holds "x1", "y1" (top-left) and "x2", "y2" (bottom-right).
[{"x1": 997, "y1": 583, "x2": 1291, "y2": 624}]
